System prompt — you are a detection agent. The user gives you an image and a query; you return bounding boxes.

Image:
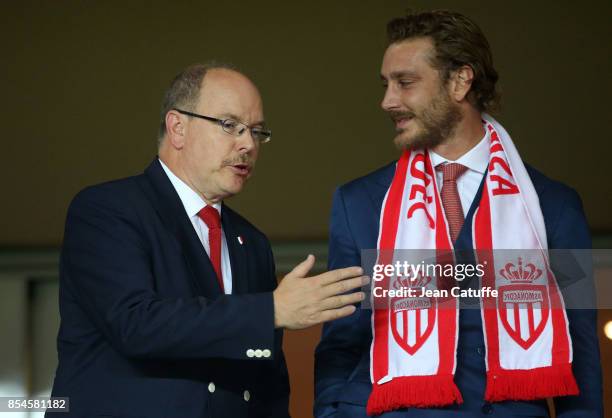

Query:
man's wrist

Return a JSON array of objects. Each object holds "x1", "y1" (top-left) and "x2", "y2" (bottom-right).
[{"x1": 272, "y1": 289, "x2": 284, "y2": 329}]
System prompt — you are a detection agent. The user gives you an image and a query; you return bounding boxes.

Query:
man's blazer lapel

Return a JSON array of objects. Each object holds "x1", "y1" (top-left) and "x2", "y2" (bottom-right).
[
  {"x1": 221, "y1": 206, "x2": 249, "y2": 295},
  {"x1": 362, "y1": 162, "x2": 396, "y2": 246},
  {"x1": 139, "y1": 159, "x2": 223, "y2": 298}
]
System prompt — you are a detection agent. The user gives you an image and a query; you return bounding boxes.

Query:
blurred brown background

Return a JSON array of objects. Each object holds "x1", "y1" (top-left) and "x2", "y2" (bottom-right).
[
  {"x1": 0, "y1": 0, "x2": 610, "y2": 417},
  {"x1": 1, "y1": 0, "x2": 611, "y2": 243}
]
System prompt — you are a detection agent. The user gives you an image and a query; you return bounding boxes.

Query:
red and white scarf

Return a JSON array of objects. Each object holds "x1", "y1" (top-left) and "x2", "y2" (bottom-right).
[{"x1": 368, "y1": 114, "x2": 578, "y2": 415}]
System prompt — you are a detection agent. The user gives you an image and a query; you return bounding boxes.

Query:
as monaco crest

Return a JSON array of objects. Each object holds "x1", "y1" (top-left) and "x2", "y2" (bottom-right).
[
  {"x1": 390, "y1": 273, "x2": 436, "y2": 355},
  {"x1": 498, "y1": 257, "x2": 549, "y2": 350}
]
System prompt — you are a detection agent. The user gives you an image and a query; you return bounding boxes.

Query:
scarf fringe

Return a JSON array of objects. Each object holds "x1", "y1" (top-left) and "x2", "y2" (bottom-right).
[
  {"x1": 366, "y1": 375, "x2": 463, "y2": 416},
  {"x1": 485, "y1": 364, "x2": 579, "y2": 402}
]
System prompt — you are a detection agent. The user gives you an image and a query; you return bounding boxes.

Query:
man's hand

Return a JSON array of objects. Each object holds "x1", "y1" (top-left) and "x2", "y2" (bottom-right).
[{"x1": 273, "y1": 255, "x2": 368, "y2": 330}]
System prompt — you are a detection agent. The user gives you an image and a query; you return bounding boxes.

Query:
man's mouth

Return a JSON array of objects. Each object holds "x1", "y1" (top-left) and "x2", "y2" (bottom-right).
[
  {"x1": 229, "y1": 163, "x2": 251, "y2": 177},
  {"x1": 390, "y1": 112, "x2": 415, "y2": 131},
  {"x1": 393, "y1": 115, "x2": 414, "y2": 131}
]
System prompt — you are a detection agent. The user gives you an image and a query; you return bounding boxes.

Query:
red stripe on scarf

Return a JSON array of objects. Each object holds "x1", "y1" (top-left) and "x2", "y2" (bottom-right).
[{"x1": 373, "y1": 151, "x2": 411, "y2": 383}]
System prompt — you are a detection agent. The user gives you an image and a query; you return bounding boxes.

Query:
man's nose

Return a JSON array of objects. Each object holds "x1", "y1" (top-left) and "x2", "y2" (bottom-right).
[
  {"x1": 381, "y1": 85, "x2": 400, "y2": 111},
  {"x1": 236, "y1": 129, "x2": 257, "y2": 153}
]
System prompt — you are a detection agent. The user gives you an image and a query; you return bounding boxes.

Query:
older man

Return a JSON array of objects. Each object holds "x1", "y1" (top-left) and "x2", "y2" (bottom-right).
[
  {"x1": 315, "y1": 10, "x2": 602, "y2": 418},
  {"x1": 47, "y1": 63, "x2": 366, "y2": 418}
]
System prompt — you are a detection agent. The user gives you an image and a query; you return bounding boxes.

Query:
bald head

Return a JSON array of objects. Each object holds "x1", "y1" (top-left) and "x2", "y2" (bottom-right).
[
  {"x1": 197, "y1": 68, "x2": 263, "y2": 125},
  {"x1": 158, "y1": 62, "x2": 258, "y2": 144}
]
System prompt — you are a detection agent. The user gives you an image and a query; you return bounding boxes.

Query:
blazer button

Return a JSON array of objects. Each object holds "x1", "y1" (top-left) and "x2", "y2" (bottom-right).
[
  {"x1": 254, "y1": 349, "x2": 263, "y2": 358},
  {"x1": 481, "y1": 403, "x2": 493, "y2": 414},
  {"x1": 246, "y1": 349, "x2": 255, "y2": 358},
  {"x1": 208, "y1": 382, "x2": 216, "y2": 393},
  {"x1": 243, "y1": 390, "x2": 251, "y2": 402},
  {"x1": 262, "y1": 349, "x2": 271, "y2": 358}
]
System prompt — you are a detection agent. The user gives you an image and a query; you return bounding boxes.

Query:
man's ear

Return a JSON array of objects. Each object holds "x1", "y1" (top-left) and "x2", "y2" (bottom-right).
[
  {"x1": 165, "y1": 110, "x2": 186, "y2": 149},
  {"x1": 449, "y1": 65, "x2": 474, "y2": 103}
]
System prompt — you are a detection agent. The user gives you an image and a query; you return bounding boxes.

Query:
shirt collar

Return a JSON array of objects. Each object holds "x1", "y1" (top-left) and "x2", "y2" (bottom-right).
[
  {"x1": 159, "y1": 159, "x2": 222, "y2": 218},
  {"x1": 429, "y1": 128, "x2": 490, "y2": 174}
]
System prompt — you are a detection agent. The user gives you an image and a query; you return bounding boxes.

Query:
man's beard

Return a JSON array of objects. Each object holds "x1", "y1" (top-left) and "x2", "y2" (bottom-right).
[{"x1": 391, "y1": 87, "x2": 462, "y2": 151}]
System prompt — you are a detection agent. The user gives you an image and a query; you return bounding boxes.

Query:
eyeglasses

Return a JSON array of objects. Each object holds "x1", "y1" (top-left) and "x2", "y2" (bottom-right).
[{"x1": 173, "y1": 108, "x2": 272, "y2": 144}]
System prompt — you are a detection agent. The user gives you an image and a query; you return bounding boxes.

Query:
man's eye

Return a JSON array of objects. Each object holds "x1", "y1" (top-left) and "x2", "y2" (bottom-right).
[
  {"x1": 399, "y1": 80, "x2": 413, "y2": 87},
  {"x1": 223, "y1": 120, "x2": 238, "y2": 130},
  {"x1": 251, "y1": 128, "x2": 264, "y2": 140}
]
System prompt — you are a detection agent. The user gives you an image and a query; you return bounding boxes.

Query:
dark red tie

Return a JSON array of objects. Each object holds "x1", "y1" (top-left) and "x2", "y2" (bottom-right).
[
  {"x1": 197, "y1": 206, "x2": 224, "y2": 291},
  {"x1": 436, "y1": 163, "x2": 468, "y2": 243}
]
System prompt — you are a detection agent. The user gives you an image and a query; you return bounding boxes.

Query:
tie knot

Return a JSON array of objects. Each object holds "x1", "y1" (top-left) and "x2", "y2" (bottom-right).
[
  {"x1": 436, "y1": 162, "x2": 468, "y2": 183},
  {"x1": 197, "y1": 205, "x2": 221, "y2": 229}
]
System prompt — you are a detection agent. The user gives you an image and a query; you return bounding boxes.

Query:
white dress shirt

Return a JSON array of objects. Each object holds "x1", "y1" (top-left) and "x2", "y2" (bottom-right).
[
  {"x1": 159, "y1": 159, "x2": 233, "y2": 294},
  {"x1": 429, "y1": 130, "x2": 490, "y2": 216}
]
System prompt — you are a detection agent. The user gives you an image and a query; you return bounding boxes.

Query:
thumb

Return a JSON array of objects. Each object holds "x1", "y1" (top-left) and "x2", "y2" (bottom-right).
[{"x1": 286, "y1": 254, "x2": 315, "y2": 279}]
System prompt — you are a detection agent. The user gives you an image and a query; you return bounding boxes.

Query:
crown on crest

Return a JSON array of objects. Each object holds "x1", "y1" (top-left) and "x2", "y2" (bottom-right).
[
  {"x1": 394, "y1": 271, "x2": 432, "y2": 290},
  {"x1": 499, "y1": 257, "x2": 542, "y2": 283}
]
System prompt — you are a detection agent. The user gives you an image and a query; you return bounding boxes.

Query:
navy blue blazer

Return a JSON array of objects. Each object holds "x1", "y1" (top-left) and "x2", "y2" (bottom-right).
[
  {"x1": 47, "y1": 160, "x2": 289, "y2": 418},
  {"x1": 315, "y1": 161, "x2": 602, "y2": 418}
]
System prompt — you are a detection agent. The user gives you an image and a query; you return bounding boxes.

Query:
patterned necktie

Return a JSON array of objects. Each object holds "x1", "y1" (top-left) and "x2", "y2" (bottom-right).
[
  {"x1": 197, "y1": 205, "x2": 224, "y2": 291},
  {"x1": 436, "y1": 163, "x2": 468, "y2": 243}
]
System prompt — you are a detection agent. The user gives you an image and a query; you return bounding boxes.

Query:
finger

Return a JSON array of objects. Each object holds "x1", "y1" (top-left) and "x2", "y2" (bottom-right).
[
  {"x1": 286, "y1": 254, "x2": 315, "y2": 279},
  {"x1": 319, "y1": 291, "x2": 365, "y2": 310},
  {"x1": 316, "y1": 305, "x2": 357, "y2": 324},
  {"x1": 321, "y1": 275, "x2": 369, "y2": 298},
  {"x1": 317, "y1": 266, "x2": 364, "y2": 286}
]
